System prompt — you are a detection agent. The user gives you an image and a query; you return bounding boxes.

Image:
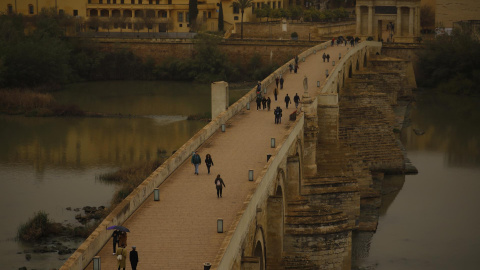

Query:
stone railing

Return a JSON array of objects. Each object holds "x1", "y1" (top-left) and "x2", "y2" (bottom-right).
[
  {"x1": 60, "y1": 67, "x2": 282, "y2": 270},
  {"x1": 214, "y1": 114, "x2": 304, "y2": 269}
]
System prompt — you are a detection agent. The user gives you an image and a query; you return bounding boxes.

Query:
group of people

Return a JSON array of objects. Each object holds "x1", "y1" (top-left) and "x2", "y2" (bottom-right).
[
  {"x1": 191, "y1": 152, "x2": 227, "y2": 198},
  {"x1": 331, "y1": 36, "x2": 361, "y2": 47},
  {"x1": 112, "y1": 230, "x2": 139, "y2": 270}
]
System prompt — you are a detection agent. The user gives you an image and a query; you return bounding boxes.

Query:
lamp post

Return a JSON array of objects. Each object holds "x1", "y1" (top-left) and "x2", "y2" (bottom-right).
[
  {"x1": 217, "y1": 219, "x2": 223, "y2": 233},
  {"x1": 93, "y1": 256, "x2": 101, "y2": 270}
]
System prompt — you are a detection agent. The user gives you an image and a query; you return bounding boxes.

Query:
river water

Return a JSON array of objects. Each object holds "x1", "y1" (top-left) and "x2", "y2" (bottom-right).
[
  {"x1": 352, "y1": 91, "x2": 480, "y2": 269},
  {"x1": 2, "y1": 83, "x2": 479, "y2": 269},
  {"x1": 0, "y1": 81, "x2": 248, "y2": 270}
]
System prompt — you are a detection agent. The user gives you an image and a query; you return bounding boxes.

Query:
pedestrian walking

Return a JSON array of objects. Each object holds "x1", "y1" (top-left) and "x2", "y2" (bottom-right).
[
  {"x1": 267, "y1": 97, "x2": 271, "y2": 111},
  {"x1": 275, "y1": 76, "x2": 279, "y2": 88},
  {"x1": 280, "y1": 77, "x2": 284, "y2": 89},
  {"x1": 262, "y1": 96, "x2": 267, "y2": 110},
  {"x1": 322, "y1": 53, "x2": 326, "y2": 62},
  {"x1": 326, "y1": 54, "x2": 330, "y2": 62},
  {"x1": 205, "y1": 154, "x2": 214, "y2": 174},
  {"x1": 274, "y1": 106, "x2": 282, "y2": 124},
  {"x1": 289, "y1": 63, "x2": 293, "y2": 73},
  {"x1": 295, "y1": 55, "x2": 299, "y2": 65},
  {"x1": 191, "y1": 151, "x2": 201, "y2": 175},
  {"x1": 256, "y1": 96, "x2": 262, "y2": 110},
  {"x1": 274, "y1": 87, "x2": 278, "y2": 101},
  {"x1": 294, "y1": 64, "x2": 298, "y2": 74},
  {"x1": 293, "y1": 93, "x2": 300, "y2": 108},
  {"x1": 256, "y1": 81, "x2": 261, "y2": 93},
  {"x1": 350, "y1": 38, "x2": 354, "y2": 47},
  {"x1": 112, "y1": 230, "x2": 119, "y2": 255},
  {"x1": 214, "y1": 174, "x2": 226, "y2": 198},
  {"x1": 285, "y1": 94, "x2": 291, "y2": 109},
  {"x1": 116, "y1": 244, "x2": 127, "y2": 270},
  {"x1": 130, "y1": 246, "x2": 139, "y2": 270},
  {"x1": 331, "y1": 37, "x2": 335, "y2": 46}
]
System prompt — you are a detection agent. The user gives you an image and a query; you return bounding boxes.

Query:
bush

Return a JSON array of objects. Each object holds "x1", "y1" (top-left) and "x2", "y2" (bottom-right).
[
  {"x1": 291, "y1": 32, "x2": 298, "y2": 39},
  {"x1": 17, "y1": 211, "x2": 51, "y2": 242}
]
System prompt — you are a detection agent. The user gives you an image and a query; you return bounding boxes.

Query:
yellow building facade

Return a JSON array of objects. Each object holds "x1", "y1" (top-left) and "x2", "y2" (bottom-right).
[{"x1": 1, "y1": 0, "x2": 291, "y2": 33}]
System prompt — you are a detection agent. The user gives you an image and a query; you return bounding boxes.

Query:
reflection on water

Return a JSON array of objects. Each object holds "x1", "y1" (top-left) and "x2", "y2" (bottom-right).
[
  {"x1": 352, "y1": 92, "x2": 480, "y2": 269},
  {"x1": 0, "y1": 81, "x2": 225, "y2": 270}
]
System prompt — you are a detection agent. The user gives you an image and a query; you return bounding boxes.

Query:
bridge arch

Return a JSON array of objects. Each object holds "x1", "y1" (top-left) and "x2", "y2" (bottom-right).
[{"x1": 252, "y1": 226, "x2": 266, "y2": 270}]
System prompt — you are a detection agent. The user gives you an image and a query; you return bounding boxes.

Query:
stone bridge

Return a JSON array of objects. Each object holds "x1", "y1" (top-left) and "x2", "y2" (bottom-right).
[{"x1": 61, "y1": 40, "x2": 415, "y2": 270}]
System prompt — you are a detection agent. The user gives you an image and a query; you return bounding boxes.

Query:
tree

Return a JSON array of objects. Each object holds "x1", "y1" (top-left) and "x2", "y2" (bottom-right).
[
  {"x1": 420, "y1": 5, "x2": 435, "y2": 33},
  {"x1": 254, "y1": 4, "x2": 271, "y2": 22},
  {"x1": 112, "y1": 14, "x2": 126, "y2": 34},
  {"x1": 189, "y1": 0, "x2": 198, "y2": 31},
  {"x1": 231, "y1": 0, "x2": 254, "y2": 39},
  {"x1": 218, "y1": 3, "x2": 224, "y2": 32}
]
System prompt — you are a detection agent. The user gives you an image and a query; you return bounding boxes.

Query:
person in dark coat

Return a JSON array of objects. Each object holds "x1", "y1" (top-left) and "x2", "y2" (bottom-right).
[
  {"x1": 280, "y1": 77, "x2": 284, "y2": 89},
  {"x1": 294, "y1": 64, "x2": 298, "y2": 73},
  {"x1": 322, "y1": 52, "x2": 326, "y2": 62},
  {"x1": 191, "y1": 151, "x2": 201, "y2": 175},
  {"x1": 205, "y1": 154, "x2": 214, "y2": 174},
  {"x1": 275, "y1": 76, "x2": 279, "y2": 88},
  {"x1": 274, "y1": 87, "x2": 278, "y2": 101},
  {"x1": 214, "y1": 174, "x2": 226, "y2": 198},
  {"x1": 293, "y1": 93, "x2": 300, "y2": 108},
  {"x1": 326, "y1": 54, "x2": 330, "y2": 62},
  {"x1": 130, "y1": 246, "x2": 139, "y2": 270},
  {"x1": 284, "y1": 94, "x2": 291, "y2": 109},
  {"x1": 112, "y1": 230, "x2": 119, "y2": 255},
  {"x1": 274, "y1": 106, "x2": 282, "y2": 124},
  {"x1": 118, "y1": 231, "x2": 127, "y2": 247},
  {"x1": 256, "y1": 96, "x2": 262, "y2": 110},
  {"x1": 262, "y1": 96, "x2": 267, "y2": 110},
  {"x1": 288, "y1": 63, "x2": 293, "y2": 73},
  {"x1": 266, "y1": 97, "x2": 271, "y2": 111}
]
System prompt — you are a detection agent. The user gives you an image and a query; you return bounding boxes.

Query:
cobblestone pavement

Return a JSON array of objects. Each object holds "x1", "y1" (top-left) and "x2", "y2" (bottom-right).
[{"x1": 87, "y1": 43, "x2": 350, "y2": 270}]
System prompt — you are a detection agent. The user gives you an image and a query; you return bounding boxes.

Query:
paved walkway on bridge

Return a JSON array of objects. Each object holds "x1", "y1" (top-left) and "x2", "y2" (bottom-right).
[{"x1": 87, "y1": 43, "x2": 350, "y2": 270}]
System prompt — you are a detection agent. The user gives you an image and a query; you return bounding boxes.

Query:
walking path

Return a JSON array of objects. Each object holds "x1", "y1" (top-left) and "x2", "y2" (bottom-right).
[{"x1": 87, "y1": 43, "x2": 350, "y2": 270}]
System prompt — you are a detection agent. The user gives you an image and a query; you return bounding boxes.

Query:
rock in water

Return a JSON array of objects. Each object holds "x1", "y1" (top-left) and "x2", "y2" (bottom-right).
[{"x1": 413, "y1": 128, "x2": 425, "y2": 135}]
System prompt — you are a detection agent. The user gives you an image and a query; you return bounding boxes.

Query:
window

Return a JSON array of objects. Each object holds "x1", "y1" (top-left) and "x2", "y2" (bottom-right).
[
  {"x1": 73, "y1": 9, "x2": 78, "y2": 16},
  {"x1": 149, "y1": 0, "x2": 152, "y2": 4},
  {"x1": 233, "y1": 6, "x2": 239, "y2": 14},
  {"x1": 113, "y1": 0, "x2": 117, "y2": 3},
  {"x1": 156, "y1": 0, "x2": 159, "y2": 3},
  {"x1": 179, "y1": 23, "x2": 182, "y2": 27},
  {"x1": 7, "y1": 4, "x2": 13, "y2": 14},
  {"x1": 273, "y1": 2, "x2": 276, "y2": 8},
  {"x1": 139, "y1": 0, "x2": 142, "y2": 4},
  {"x1": 252, "y1": 6, "x2": 254, "y2": 12},
  {"x1": 178, "y1": 12, "x2": 183, "y2": 22},
  {"x1": 208, "y1": 11, "x2": 211, "y2": 18},
  {"x1": 234, "y1": 16, "x2": 239, "y2": 20},
  {"x1": 186, "y1": 12, "x2": 189, "y2": 22},
  {"x1": 59, "y1": 9, "x2": 64, "y2": 15},
  {"x1": 203, "y1": 11, "x2": 206, "y2": 21},
  {"x1": 88, "y1": 0, "x2": 91, "y2": 3},
  {"x1": 257, "y1": 3, "x2": 260, "y2": 8},
  {"x1": 168, "y1": 0, "x2": 172, "y2": 4},
  {"x1": 121, "y1": 0, "x2": 124, "y2": 3},
  {"x1": 131, "y1": 0, "x2": 135, "y2": 4},
  {"x1": 28, "y1": 4, "x2": 34, "y2": 14},
  {"x1": 99, "y1": 0, "x2": 103, "y2": 4},
  {"x1": 278, "y1": 1, "x2": 281, "y2": 8}
]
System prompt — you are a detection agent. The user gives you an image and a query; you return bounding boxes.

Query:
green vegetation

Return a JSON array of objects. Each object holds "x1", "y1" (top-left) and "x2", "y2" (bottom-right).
[
  {"x1": 417, "y1": 25, "x2": 480, "y2": 96},
  {"x1": 17, "y1": 211, "x2": 60, "y2": 242},
  {"x1": 231, "y1": 0, "x2": 254, "y2": 39},
  {"x1": 0, "y1": 11, "x2": 281, "y2": 90}
]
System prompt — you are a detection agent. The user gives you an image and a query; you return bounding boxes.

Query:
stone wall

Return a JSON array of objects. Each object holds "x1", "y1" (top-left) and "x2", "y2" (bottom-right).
[
  {"x1": 232, "y1": 20, "x2": 356, "y2": 40},
  {"x1": 79, "y1": 37, "x2": 324, "y2": 67}
]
